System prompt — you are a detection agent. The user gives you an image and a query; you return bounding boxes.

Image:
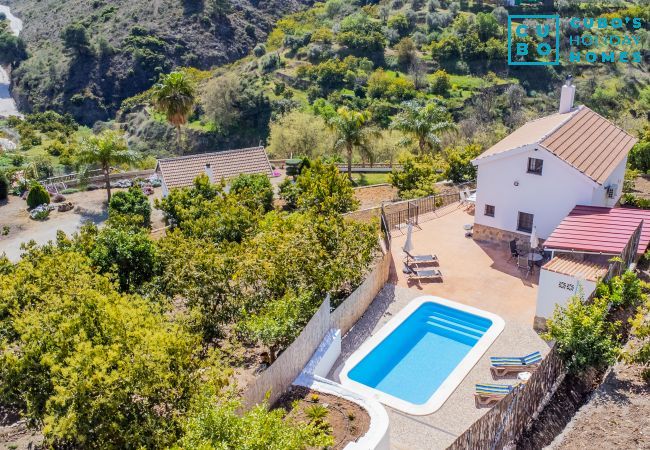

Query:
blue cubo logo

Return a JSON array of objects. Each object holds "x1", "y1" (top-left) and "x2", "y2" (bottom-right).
[{"x1": 508, "y1": 15, "x2": 560, "y2": 66}]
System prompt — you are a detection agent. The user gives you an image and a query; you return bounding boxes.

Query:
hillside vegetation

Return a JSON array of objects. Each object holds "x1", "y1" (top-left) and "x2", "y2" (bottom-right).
[
  {"x1": 5, "y1": 0, "x2": 314, "y2": 124},
  {"x1": 118, "y1": 0, "x2": 649, "y2": 162}
]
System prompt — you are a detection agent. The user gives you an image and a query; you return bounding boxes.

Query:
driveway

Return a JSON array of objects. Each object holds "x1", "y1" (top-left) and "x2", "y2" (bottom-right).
[{"x1": 0, "y1": 187, "x2": 164, "y2": 261}]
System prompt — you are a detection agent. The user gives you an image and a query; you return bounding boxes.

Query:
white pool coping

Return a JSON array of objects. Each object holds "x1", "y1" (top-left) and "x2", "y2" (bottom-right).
[{"x1": 339, "y1": 295, "x2": 505, "y2": 416}]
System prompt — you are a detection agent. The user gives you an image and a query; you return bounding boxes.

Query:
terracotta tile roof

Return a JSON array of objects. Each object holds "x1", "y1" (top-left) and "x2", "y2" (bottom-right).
[
  {"x1": 541, "y1": 108, "x2": 637, "y2": 184},
  {"x1": 542, "y1": 255, "x2": 608, "y2": 282},
  {"x1": 156, "y1": 147, "x2": 273, "y2": 190},
  {"x1": 474, "y1": 106, "x2": 637, "y2": 185},
  {"x1": 544, "y1": 205, "x2": 650, "y2": 255}
]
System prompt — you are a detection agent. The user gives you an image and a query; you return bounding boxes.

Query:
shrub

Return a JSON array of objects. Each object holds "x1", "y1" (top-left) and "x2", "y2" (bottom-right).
[
  {"x1": 443, "y1": 144, "x2": 481, "y2": 183},
  {"x1": 544, "y1": 296, "x2": 619, "y2": 374},
  {"x1": 278, "y1": 178, "x2": 302, "y2": 210},
  {"x1": 429, "y1": 69, "x2": 451, "y2": 96},
  {"x1": 26, "y1": 183, "x2": 50, "y2": 209},
  {"x1": 367, "y1": 69, "x2": 416, "y2": 102},
  {"x1": 108, "y1": 186, "x2": 152, "y2": 227}
]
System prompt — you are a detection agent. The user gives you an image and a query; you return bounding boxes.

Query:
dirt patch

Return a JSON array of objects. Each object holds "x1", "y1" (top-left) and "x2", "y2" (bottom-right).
[
  {"x1": 274, "y1": 386, "x2": 370, "y2": 450},
  {"x1": 354, "y1": 184, "x2": 398, "y2": 210},
  {"x1": 551, "y1": 364, "x2": 650, "y2": 450},
  {"x1": 632, "y1": 176, "x2": 650, "y2": 199},
  {"x1": 0, "y1": 406, "x2": 43, "y2": 450}
]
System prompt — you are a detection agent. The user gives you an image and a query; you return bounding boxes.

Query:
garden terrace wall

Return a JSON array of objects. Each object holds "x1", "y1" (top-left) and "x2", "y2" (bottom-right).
[
  {"x1": 242, "y1": 250, "x2": 392, "y2": 409},
  {"x1": 447, "y1": 345, "x2": 565, "y2": 450}
]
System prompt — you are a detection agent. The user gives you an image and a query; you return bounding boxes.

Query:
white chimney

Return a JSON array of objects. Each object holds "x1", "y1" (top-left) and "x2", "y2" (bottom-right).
[
  {"x1": 204, "y1": 163, "x2": 215, "y2": 184},
  {"x1": 559, "y1": 77, "x2": 576, "y2": 114}
]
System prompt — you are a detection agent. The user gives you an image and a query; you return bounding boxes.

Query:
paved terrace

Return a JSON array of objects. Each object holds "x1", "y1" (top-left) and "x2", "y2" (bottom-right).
[{"x1": 329, "y1": 205, "x2": 549, "y2": 450}]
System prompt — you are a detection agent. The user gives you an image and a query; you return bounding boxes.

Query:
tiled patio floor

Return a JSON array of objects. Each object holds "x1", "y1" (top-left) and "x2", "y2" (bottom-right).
[
  {"x1": 390, "y1": 205, "x2": 540, "y2": 325},
  {"x1": 328, "y1": 205, "x2": 549, "y2": 449}
]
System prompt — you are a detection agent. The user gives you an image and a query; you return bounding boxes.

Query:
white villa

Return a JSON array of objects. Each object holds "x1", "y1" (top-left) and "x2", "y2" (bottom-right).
[{"x1": 471, "y1": 81, "x2": 637, "y2": 242}]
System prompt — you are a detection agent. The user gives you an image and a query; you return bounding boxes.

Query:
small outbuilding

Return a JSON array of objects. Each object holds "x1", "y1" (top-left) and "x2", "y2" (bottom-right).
[{"x1": 155, "y1": 146, "x2": 273, "y2": 197}]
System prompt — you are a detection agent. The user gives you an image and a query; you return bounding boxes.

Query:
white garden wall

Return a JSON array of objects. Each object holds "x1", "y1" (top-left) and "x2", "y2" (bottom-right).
[{"x1": 535, "y1": 267, "x2": 597, "y2": 319}]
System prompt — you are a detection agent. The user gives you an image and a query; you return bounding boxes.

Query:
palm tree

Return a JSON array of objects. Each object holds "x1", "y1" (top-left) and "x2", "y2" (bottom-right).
[
  {"x1": 391, "y1": 101, "x2": 457, "y2": 155},
  {"x1": 152, "y1": 71, "x2": 196, "y2": 152},
  {"x1": 77, "y1": 130, "x2": 139, "y2": 202},
  {"x1": 327, "y1": 107, "x2": 376, "y2": 180}
]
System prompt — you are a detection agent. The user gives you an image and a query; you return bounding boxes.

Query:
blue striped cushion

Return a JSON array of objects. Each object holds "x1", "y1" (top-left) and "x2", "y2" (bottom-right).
[
  {"x1": 491, "y1": 351, "x2": 542, "y2": 366},
  {"x1": 475, "y1": 383, "x2": 513, "y2": 394}
]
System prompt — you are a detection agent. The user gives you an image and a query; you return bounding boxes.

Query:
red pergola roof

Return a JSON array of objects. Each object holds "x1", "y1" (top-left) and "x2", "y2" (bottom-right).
[{"x1": 544, "y1": 206, "x2": 650, "y2": 255}]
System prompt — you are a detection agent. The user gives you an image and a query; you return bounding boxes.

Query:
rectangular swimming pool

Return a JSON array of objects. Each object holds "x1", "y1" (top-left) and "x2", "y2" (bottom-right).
[{"x1": 340, "y1": 296, "x2": 504, "y2": 415}]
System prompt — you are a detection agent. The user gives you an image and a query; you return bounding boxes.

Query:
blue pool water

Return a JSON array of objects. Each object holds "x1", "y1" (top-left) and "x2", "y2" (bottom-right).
[{"x1": 347, "y1": 302, "x2": 493, "y2": 405}]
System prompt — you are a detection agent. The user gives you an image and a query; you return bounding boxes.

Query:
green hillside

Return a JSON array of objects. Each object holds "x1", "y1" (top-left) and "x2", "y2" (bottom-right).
[
  {"x1": 118, "y1": 0, "x2": 649, "y2": 160},
  {"x1": 5, "y1": 0, "x2": 315, "y2": 124}
]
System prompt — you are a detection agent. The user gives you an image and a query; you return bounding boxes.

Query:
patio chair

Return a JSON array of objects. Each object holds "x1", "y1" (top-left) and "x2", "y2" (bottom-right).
[
  {"x1": 517, "y1": 255, "x2": 532, "y2": 278},
  {"x1": 474, "y1": 383, "x2": 515, "y2": 408},
  {"x1": 404, "y1": 250, "x2": 438, "y2": 266},
  {"x1": 509, "y1": 240, "x2": 520, "y2": 260},
  {"x1": 405, "y1": 264, "x2": 443, "y2": 282},
  {"x1": 490, "y1": 351, "x2": 543, "y2": 377}
]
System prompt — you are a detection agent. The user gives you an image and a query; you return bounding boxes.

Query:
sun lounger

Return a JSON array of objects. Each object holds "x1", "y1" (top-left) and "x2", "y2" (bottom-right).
[
  {"x1": 474, "y1": 383, "x2": 515, "y2": 407},
  {"x1": 406, "y1": 266, "x2": 443, "y2": 282},
  {"x1": 490, "y1": 351, "x2": 542, "y2": 377},
  {"x1": 404, "y1": 250, "x2": 438, "y2": 265}
]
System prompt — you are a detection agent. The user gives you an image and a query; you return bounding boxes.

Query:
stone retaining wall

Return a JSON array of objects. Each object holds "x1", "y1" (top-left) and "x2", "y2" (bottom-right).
[{"x1": 472, "y1": 223, "x2": 531, "y2": 244}]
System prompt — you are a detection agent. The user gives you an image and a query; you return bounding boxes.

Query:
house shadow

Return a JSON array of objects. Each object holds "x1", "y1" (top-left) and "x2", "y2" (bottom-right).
[{"x1": 473, "y1": 239, "x2": 540, "y2": 288}]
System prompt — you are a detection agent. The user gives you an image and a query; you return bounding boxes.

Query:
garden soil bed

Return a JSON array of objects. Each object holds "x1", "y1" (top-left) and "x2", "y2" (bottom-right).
[{"x1": 274, "y1": 386, "x2": 370, "y2": 450}]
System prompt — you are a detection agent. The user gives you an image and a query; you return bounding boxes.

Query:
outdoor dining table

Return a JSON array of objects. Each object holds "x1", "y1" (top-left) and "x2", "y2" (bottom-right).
[{"x1": 527, "y1": 252, "x2": 543, "y2": 262}]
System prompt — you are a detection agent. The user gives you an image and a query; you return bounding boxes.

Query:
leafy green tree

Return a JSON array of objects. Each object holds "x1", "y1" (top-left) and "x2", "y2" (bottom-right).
[
  {"x1": 26, "y1": 183, "x2": 50, "y2": 208},
  {"x1": 230, "y1": 173, "x2": 274, "y2": 213},
  {"x1": 390, "y1": 154, "x2": 443, "y2": 199},
  {"x1": 61, "y1": 23, "x2": 93, "y2": 56},
  {"x1": 395, "y1": 37, "x2": 417, "y2": 68},
  {"x1": 156, "y1": 231, "x2": 239, "y2": 339},
  {"x1": 475, "y1": 12, "x2": 500, "y2": 41},
  {"x1": 327, "y1": 107, "x2": 376, "y2": 179},
  {"x1": 544, "y1": 296, "x2": 619, "y2": 374},
  {"x1": 177, "y1": 387, "x2": 332, "y2": 449},
  {"x1": 391, "y1": 101, "x2": 456, "y2": 154},
  {"x1": 0, "y1": 32, "x2": 27, "y2": 66},
  {"x1": 77, "y1": 130, "x2": 139, "y2": 201},
  {"x1": 108, "y1": 186, "x2": 152, "y2": 227},
  {"x1": 295, "y1": 160, "x2": 359, "y2": 214},
  {"x1": 152, "y1": 71, "x2": 197, "y2": 150},
  {"x1": 85, "y1": 223, "x2": 159, "y2": 291},
  {"x1": 0, "y1": 250, "x2": 211, "y2": 448},
  {"x1": 239, "y1": 290, "x2": 319, "y2": 362},
  {"x1": 267, "y1": 110, "x2": 334, "y2": 159},
  {"x1": 337, "y1": 12, "x2": 385, "y2": 53},
  {"x1": 155, "y1": 174, "x2": 259, "y2": 244},
  {"x1": 443, "y1": 144, "x2": 482, "y2": 183}
]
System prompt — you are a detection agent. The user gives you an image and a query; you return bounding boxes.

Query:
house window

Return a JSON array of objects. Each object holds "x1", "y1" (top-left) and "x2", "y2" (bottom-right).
[
  {"x1": 517, "y1": 212, "x2": 534, "y2": 233},
  {"x1": 484, "y1": 204, "x2": 495, "y2": 217},
  {"x1": 527, "y1": 157, "x2": 543, "y2": 175}
]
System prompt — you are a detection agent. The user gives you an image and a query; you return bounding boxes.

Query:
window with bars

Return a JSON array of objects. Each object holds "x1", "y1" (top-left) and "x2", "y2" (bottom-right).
[
  {"x1": 527, "y1": 157, "x2": 543, "y2": 175},
  {"x1": 484, "y1": 204, "x2": 495, "y2": 217},
  {"x1": 517, "y1": 211, "x2": 534, "y2": 233}
]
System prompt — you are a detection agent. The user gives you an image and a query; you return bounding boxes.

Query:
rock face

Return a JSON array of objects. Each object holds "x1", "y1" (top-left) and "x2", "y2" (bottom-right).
[
  {"x1": 6, "y1": 0, "x2": 314, "y2": 125},
  {"x1": 0, "y1": 4, "x2": 23, "y2": 118}
]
